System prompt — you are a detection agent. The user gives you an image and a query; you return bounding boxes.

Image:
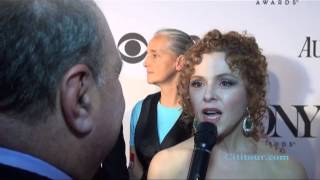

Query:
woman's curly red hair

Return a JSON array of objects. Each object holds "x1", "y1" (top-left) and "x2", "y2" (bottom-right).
[{"x1": 178, "y1": 29, "x2": 268, "y2": 140}]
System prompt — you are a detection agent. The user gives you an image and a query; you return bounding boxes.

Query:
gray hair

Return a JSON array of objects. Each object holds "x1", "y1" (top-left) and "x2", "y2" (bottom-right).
[
  {"x1": 155, "y1": 28, "x2": 194, "y2": 55},
  {"x1": 0, "y1": 0, "x2": 106, "y2": 123}
]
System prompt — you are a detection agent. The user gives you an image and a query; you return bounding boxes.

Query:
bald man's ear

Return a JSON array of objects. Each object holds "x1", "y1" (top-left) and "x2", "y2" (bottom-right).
[
  {"x1": 175, "y1": 55, "x2": 185, "y2": 71},
  {"x1": 60, "y1": 64, "x2": 94, "y2": 135}
]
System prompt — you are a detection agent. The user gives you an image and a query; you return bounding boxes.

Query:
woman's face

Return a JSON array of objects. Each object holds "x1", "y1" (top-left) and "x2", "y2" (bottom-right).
[
  {"x1": 144, "y1": 35, "x2": 178, "y2": 86},
  {"x1": 189, "y1": 52, "x2": 248, "y2": 137}
]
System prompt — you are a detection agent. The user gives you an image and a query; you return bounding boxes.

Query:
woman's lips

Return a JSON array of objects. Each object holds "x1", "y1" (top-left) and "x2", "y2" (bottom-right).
[{"x1": 202, "y1": 108, "x2": 222, "y2": 124}]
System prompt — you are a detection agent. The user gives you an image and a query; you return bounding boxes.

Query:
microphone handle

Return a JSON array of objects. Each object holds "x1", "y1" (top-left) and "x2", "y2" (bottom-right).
[{"x1": 187, "y1": 148, "x2": 211, "y2": 180}]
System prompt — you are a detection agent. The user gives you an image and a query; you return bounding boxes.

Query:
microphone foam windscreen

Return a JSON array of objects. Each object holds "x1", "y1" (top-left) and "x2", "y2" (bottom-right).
[{"x1": 194, "y1": 122, "x2": 217, "y2": 150}]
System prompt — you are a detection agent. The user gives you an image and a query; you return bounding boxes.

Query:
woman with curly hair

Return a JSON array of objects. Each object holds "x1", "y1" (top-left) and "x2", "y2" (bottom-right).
[{"x1": 147, "y1": 29, "x2": 307, "y2": 179}]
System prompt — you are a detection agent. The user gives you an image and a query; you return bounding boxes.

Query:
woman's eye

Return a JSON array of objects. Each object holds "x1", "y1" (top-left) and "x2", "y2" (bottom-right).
[
  {"x1": 219, "y1": 79, "x2": 235, "y2": 88},
  {"x1": 190, "y1": 79, "x2": 204, "y2": 88}
]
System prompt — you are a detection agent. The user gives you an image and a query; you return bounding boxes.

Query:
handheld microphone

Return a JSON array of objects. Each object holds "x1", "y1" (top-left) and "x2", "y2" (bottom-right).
[{"x1": 187, "y1": 122, "x2": 217, "y2": 180}]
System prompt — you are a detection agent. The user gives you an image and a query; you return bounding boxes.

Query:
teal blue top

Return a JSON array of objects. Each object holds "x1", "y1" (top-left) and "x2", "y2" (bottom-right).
[{"x1": 130, "y1": 100, "x2": 182, "y2": 146}]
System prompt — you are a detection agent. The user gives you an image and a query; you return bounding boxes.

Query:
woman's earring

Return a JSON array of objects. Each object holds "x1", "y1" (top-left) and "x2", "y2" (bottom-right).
[{"x1": 242, "y1": 107, "x2": 253, "y2": 137}]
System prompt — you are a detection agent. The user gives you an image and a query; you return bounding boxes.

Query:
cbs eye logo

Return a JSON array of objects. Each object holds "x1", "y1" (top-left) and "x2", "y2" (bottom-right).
[
  {"x1": 117, "y1": 33, "x2": 147, "y2": 64},
  {"x1": 117, "y1": 32, "x2": 200, "y2": 64}
]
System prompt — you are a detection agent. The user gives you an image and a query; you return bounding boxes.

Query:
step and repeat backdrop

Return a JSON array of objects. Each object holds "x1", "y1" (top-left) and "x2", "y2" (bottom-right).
[{"x1": 96, "y1": 0, "x2": 319, "y2": 178}]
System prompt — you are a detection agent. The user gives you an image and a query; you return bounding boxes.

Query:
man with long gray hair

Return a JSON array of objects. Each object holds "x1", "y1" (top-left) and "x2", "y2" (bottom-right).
[{"x1": 129, "y1": 28, "x2": 194, "y2": 179}]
